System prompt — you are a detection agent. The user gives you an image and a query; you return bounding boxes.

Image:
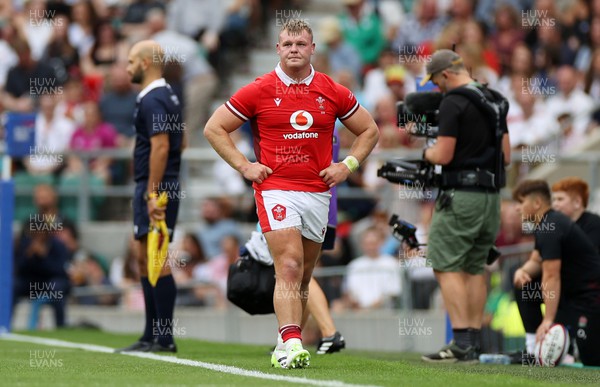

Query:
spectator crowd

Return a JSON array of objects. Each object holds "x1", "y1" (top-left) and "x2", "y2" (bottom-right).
[{"x1": 6, "y1": 1, "x2": 600, "y2": 353}]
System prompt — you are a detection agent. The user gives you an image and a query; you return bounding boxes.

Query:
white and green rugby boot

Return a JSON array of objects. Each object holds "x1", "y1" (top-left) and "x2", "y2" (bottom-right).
[
  {"x1": 271, "y1": 334, "x2": 287, "y2": 368},
  {"x1": 285, "y1": 338, "x2": 310, "y2": 369}
]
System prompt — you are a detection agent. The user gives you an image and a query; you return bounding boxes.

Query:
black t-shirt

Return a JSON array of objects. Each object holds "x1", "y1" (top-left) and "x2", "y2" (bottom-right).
[
  {"x1": 5, "y1": 63, "x2": 57, "y2": 98},
  {"x1": 534, "y1": 209, "x2": 600, "y2": 310},
  {"x1": 437, "y1": 83, "x2": 508, "y2": 173},
  {"x1": 576, "y1": 211, "x2": 600, "y2": 252},
  {"x1": 123, "y1": 2, "x2": 165, "y2": 24},
  {"x1": 133, "y1": 81, "x2": 183, "y2": 182}
]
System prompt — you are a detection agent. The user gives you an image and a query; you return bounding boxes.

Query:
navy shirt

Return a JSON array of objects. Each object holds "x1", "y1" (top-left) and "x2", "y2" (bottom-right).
[
  {"x1": 100, "y1": 90, "x2": 138, "y2": 138},
  {"x1": 133, "y1": 78, "x2": 183, "y2": 182},
  {"x1": 15, "y1": 235, "x2": 70, "y2": 281}
]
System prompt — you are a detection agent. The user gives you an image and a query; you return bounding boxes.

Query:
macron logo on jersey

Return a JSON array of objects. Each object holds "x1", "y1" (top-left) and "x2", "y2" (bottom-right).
[{"x1": 283, "y1": 110, "x2": 318, "y2": 139}]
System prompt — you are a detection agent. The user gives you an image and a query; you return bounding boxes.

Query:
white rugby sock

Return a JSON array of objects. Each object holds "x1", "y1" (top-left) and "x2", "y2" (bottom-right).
[{"x1": 526, "y1": 333, "x2": 536, "y2": 354}]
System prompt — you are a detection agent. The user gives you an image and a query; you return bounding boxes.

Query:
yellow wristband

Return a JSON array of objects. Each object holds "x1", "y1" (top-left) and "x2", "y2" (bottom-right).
[{"x1": 342, "y1": 155, "x2": 359, "y2": 173}]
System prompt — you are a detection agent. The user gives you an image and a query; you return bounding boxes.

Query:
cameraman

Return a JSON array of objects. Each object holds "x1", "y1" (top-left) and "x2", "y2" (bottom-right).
[{"x1": 420, "y1": 50, "x2": 511, "y2": 362}]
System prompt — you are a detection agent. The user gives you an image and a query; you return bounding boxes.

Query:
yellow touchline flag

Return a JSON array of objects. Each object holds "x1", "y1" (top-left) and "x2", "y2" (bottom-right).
[{"x1": 147, "y1": 192, "x2": 169, "y2": 287}]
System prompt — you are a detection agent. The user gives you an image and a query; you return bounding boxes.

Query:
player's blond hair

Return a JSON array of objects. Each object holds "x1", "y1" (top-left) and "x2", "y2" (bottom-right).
[{"x1": 280, "y1": 19, "x2": 313, "y2": 41}]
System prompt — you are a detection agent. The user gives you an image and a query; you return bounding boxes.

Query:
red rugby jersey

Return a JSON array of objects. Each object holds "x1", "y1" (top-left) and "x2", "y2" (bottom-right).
[{"x1": 226, "y1": 64, "x2": 359, "y2": 192}]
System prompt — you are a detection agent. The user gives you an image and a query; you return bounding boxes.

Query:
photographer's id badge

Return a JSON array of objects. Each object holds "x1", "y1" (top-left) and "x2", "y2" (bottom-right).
[{"x1": 437, "y1": 190, "x2": 454, "y2": 211}]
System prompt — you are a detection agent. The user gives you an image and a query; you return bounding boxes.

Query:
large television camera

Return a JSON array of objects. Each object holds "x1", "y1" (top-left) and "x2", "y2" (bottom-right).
[
  {"x1": 376, "y1": 158, "x2": 439, "y2": 187},
  {"x1": 377, "y1": 91, "x2": 444, "y2": 189},
  {"x1": 381, "y1": 83, "x2": 509, "y2": 191},
  {"x1": 396, "y1": 91, "x2": 443, "y2": 138}
]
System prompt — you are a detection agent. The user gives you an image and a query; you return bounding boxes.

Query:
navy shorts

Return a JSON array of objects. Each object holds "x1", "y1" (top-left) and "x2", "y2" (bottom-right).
[{"x1": 133, "y1": 180, "x2": 181, "y2": 240}]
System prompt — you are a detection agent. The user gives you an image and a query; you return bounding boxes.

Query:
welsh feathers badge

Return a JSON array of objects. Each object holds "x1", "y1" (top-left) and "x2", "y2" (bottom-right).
[{"x1": 272, "y1": 204, "x2": 287, "y2": 221}]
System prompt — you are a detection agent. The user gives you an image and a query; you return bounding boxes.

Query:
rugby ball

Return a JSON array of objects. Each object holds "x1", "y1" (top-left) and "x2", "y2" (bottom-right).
[{"x1": 535, "y1": 324, "x2": 570, "y2": 367}]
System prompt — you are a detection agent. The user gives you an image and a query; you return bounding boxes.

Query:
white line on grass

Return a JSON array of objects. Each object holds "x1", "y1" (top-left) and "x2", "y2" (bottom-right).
[{"x1": 1, "y1": 333, "x2": 381, "y2": 387}]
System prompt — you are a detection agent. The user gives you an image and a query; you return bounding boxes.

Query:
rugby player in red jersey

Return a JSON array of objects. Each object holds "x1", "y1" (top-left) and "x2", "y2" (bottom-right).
[{"x1": 204, "y1": 19, "x2": 379, "y2": 368}]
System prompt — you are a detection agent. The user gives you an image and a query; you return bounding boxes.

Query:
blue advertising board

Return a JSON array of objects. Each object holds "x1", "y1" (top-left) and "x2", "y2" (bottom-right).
[{"x1": 4, "y1": 112, "x2": 36, "y2": 157}]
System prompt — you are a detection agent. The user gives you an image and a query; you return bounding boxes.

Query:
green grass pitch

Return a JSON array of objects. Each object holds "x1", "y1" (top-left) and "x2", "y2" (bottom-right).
[{"x1": 0, "y1": 329, "x2": 598, "y2": 386}]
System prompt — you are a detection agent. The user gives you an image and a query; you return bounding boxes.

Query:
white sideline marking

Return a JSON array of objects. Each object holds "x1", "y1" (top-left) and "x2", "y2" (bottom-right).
[{"x1": 1, "y1": 333, "x2": 381, "y2": 387}]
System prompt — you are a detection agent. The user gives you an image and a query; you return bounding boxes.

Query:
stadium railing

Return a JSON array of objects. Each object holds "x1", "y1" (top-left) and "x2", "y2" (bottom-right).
[
  {"x1": 15, "y1": 242, "x2": 534, "y2": 353},
  {"x1": 2, "y1": 146, "x2": 419, "y2": 222},
  {"x1": 65, "y1": 242, "x2": 533, "y2": 304},
  {"x1": 3, "y1": 144, "x2": 600, "y2": 222}
]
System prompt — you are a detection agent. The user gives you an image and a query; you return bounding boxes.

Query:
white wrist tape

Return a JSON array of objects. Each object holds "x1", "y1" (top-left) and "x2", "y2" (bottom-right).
[{"x1": 342, "y1": 155, "x2": 359, "y2": 173}]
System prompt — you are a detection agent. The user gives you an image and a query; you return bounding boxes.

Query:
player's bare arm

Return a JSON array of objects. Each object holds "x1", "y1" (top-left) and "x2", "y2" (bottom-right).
[
  {"x1": 536, "y1": 259, "x2": 561, "y2": 342},
  {"x1": 204, "y1": 105, "x2": 273, "y2": 184},
  {"x1": 319, "y1": 106, "x2": 379, "y2": 188}
]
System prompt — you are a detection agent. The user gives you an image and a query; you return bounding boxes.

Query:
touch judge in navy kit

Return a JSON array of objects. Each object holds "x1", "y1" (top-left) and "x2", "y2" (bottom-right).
[{"x1": 116, "y1": 40, "x2": 183, "y2": 354}]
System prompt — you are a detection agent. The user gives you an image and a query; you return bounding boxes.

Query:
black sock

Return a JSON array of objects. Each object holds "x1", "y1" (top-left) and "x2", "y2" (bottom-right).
[
  {"x1": 153, "y1": 275, "x2": 177, "y2": 346},
  {"x1": 140, "y1": 277, "x2": 157, "y2": 342},
  {"x1": 453, "y1": 328, "x2": 471, "y2": 349},
  {"x1": 468, "y1": 328, "x2": 481, "y2": 350}
]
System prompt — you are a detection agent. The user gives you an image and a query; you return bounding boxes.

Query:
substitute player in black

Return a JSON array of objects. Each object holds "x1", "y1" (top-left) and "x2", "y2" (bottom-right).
[
  {"x1": 513, "y1": 177, "x2": 600, "y2": 358},
  {"x1": 513, "y1": 180, "x2": 600, "y2": 366},
  {"x1": 116, "y1": 40, "x2": 183, "y2": 353},
  {"x1": 420, "y1": 50, "x2": 511, "y2": 362}
]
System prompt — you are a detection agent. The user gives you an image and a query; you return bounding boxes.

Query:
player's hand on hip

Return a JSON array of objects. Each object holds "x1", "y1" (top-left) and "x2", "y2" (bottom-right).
[
  {"x1": 319, "y1": 163, "x2": 351, "y2": 188},
  {"x1": 147, "y1": 197, "x2": 166, "y2": 223},
  {"x1": 240, "y1": 162, "x2": 272, "y2": 184}
]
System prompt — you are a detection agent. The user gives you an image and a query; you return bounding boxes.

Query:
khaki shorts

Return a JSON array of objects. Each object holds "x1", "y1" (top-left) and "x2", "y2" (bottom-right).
[{"x1": 427, "y1": 189, "x2": 500, "y2": 275}]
